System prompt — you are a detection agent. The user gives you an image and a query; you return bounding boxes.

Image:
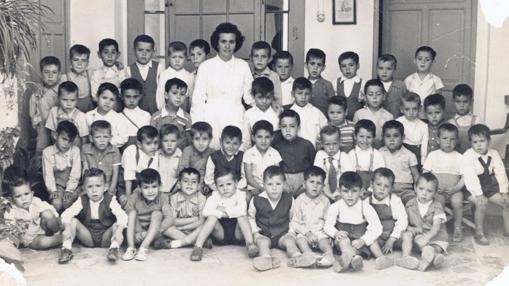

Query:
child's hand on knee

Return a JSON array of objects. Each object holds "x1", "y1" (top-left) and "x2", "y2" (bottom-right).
[
  {"x1": 335, "y1": 231, "x2": 349, "y2": 241},
  {"x1": 135, "y1": 231, "x2": 147, "y2": 244},
  {"x1": 414, "y1": 234, "x2": 429, "y2": 248},
  {"x1": 382, "y1": 237, "x2": 396, "y2": 254},
  {"x1": 305, "y1": 231, "x2": 319, "y2": 245},
  {"x1": 352, "y1": 239, "x2": 365, "y2": 250}
]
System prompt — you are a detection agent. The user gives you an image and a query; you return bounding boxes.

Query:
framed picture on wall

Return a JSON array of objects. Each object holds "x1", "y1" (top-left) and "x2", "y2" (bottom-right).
[{"x1": 333, "y1": 0, "x2": 356, "y2": 24}]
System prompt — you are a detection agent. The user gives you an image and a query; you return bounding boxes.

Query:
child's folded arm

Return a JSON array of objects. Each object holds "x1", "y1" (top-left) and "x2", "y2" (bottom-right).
[
  {"x1": 109, "y1": 197, "x2": 128, "y2": 229},
  {"x1": 60, "y1": 197, "x2": 84, "y2": 225},
  {"x1": 360, "y1": 202, "x2": 383, "y2": 246}
]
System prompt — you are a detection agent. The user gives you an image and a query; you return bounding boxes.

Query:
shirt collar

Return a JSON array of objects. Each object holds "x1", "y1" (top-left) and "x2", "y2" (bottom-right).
[
  {"x1": 254, "y1": 67, "x2": 272, "y2": 77},
  {"x1": 57, "y1": 107, "x2": 77, "y2": 118},
  {"x1": 355, "y1": 145, "x2": 373, "y2": 153},
  {"x1": 82, "y1": 143, "x2": 116, "y2": 155},
  {"x1": 259, "y1": 191, "x2": 281, "y2": 207},
  {"x1": 339, "y1": 75, "x2": 361, "y2": 84},
  {"x1": 136, "y1": 61, "x2": 153, "y2": 69},
  {"x1": 160, "y1": 106, "x2": 185, "y2": 118},
  {"x1": 454, "y1": 112, "x2": 473, "y2": 120},
  {"x1": 159, "y1": 148, "x2": 182, "y2": 158},
  {"x1": 175, "y1": 191, "x2": 199, "y2": 204},
  {"x1": 371, "y1": 194, "x2": 391, "y2": 205},
  {"x1": 101, "y1": 65, "x2": 121, "y2": 72}
]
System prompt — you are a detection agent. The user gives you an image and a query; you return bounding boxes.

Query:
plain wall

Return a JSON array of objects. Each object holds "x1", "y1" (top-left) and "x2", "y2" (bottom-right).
[{"x1": 304, "y1": 0, "x2": 376, "y2": 85}]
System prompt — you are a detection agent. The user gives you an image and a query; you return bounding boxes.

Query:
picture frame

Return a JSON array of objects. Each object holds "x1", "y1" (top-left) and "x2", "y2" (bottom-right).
[{"x1": 333, "y1": 0, "x2": 356, "y2": 25}]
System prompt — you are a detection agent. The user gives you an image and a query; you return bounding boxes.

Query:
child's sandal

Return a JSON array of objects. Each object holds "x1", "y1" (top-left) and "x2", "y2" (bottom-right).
[
  {"x1": 190, "y1": 246, "x2": 203, "y2": 261},
  {"x1": 58, "y1": 248, "x2": 73, "y2": 264}
]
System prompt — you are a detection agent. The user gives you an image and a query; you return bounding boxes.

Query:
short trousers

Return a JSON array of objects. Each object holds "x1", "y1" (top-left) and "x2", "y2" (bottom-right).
[
  {"x1": 295, "y1": 230, "x2": 329, "y2": 245},
  {"x1": 22, "y1": 225, "x2": 46, "y2": 247},
  {"x1": 87, "y1": 220, "x2": 111, "y2": 247},
  {"x1": 255, "y1": 231, "x2": 295, "y2": 249},
  {"x1": 212, "y1": 217, "x2": 244, "y2": 246}
]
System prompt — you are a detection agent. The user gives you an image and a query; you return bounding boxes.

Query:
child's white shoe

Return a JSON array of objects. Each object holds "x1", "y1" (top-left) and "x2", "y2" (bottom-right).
[
  {"x1": 135, "y1": 247, "x2": 149, "y2": 261},
  {"x1": 122, "y1": 247, "x2": 137, "y2": 261}
]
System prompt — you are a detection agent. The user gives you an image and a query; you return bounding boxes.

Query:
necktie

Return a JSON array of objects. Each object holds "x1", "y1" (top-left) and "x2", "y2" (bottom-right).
[{"x1": 328, "y1": 157, "x2": 337, "y2": 193}]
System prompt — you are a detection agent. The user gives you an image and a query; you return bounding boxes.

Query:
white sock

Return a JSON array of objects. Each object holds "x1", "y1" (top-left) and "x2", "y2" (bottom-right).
[
  {"x1": 62, "y1": 240, "x2": 72, "y2": 250},
  {"x1": 170, "y1": 240, "x2": 183, "y2": 248},
  {"x1": 110, "y1": 241, "x2": 119, "y2": 249}
]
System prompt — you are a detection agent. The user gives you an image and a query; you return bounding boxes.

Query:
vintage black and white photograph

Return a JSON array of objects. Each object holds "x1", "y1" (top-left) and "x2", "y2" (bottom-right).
[{"x1": 0, "y1": 0, "x2": 508, "y2": 285}]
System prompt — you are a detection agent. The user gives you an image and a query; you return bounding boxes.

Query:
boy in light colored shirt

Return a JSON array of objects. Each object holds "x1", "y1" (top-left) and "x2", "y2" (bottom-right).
[
  {"x1": 336, "y1": 51, "x2": 364, "y2": 120},
  {"x1": 396, "y1": 92, "x2": 428, "y2": 164},
  {"x1": 324, "y1": 96, "x2": 356, "y2": 153},
  {"x1": 189, "y1": 39, "x2": 210, "y2": 74},
  {"x1": 119, "y1": 78, "x2": 151, "y2": 147},
  {"x1": 377, "y1": 54, "x2": 407, "y2": 118},
  {"x1": 67, "y1": 44, "x2": 94, "y2": 112},
  {"x1": 90, "y1": 38, "x2": 125, "y2": 100},
  {"x1": 424, "y1": 94, "x2": 447, "y2": 153},
  {"x1": 251, "y1": 41, "x2": 282, "y2": 106},
  {"x1": 305, "y1": 48, "x2": 335, "y2": 116},
  {"x1": 272, "y1": 51, "x2": 295, "y2": 107},
  {"x1": 158, "y1": 124, "x2": 182, "y2": 193},
  {"x1": 447, "y1": 84, "x2": 480, "y2": 153},
  {"x1": 244, "y1": 77, "x2": 280, "y2": 134}
]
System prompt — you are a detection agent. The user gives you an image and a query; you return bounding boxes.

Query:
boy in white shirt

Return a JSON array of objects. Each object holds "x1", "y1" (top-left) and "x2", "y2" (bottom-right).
[
  {"x1": 250, "y1": 41, "x2": 282, "y2": 106},
  {"x1": 244, "y1": 77, "x2": 280, "y2": 134},
  {"x1": 447, "y1": 84, "x2": 480, "y2": 153},
  {"x1": 90, "y1": 38, "x2": 125, "y2": 100},
  {"x1": 396, "y1": 92, "x2": 428, "y2": 164},
  {"x1": 119, "y1": 78, "x2": 151, "y2": 147},
  {"x1": 272, "y1": 51, "x2": 295, "y2": 107}
]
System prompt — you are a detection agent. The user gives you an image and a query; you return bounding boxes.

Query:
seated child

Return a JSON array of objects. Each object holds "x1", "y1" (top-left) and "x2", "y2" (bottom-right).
[
  {"x1": 150, "y1": 78, "x2": 192, "y2": 149},
  {"x1": 122, "y1": 169, "x2": 173, "y2": 261},
  {"x1": 290, "y1": 166, "x2": 335, "y2": 268},
  {"x1": 177, "y1": 122, "x2": 216, "y2": 195},
  {"x1": 67, "y1": 44, "x2": 94, "y2": 112},
  {"x1": 90, "y1": 38, "x2": 125, "y2": 100},
  {"x1": 243, "y1": 120, "x2": 283, "y2": 198},
  {"x1": 396, "y1": 173, "x2": 447, "y2": 271},
  {"x1": 189, "y1": 39, "x2": 210, "y2": 74},
  {"x1": 272, "y1": 51, "x2": 295, "y2": 106},
  {"x1": 379, "y1": 120, "x2": 419, "y2": 203},
  {"x1": 272, "y1": 110, "x2": 315, "y2": 197},
  {"x1": 447, "y1": 84, "x2": 480, "y2": 153},
  {"x1": 244, "y1": 77, "x2": 280, "y2": 134},
  {"x1": 404, "y1": 46, "x2": 444, "y2": 116},
  {"x1": 158, "y1": 124, "x2": 182, "y2": 194},
  {"x1": 81, "y1": 120, "x2": 121, "y2": 196},
  {"x1": 156, "y1": 41, "x2": 194, "y2": 111},
  {"x1": 313, "y1": 126, "x2": 349, "y2": 201},
  {"x1": 86, "y1": 82, "x2": 128, "y2": 148},
  {"x1": 42, "y1": 121, "x2": 81, "y2": 213},
  {"x1": 368, "y1": 168, "x2": 409, "y2": 270},
  {"x1": 155, "y1": 168, "x2": 207, "y2": 249},
  {"x1": 336, "y1": 51, "x2": 364, "y2": 120},
  {"x1": 119, "y1": 78, "x2": 151, "y2": 147},
  {"x1": 462, "y1": 124, "x2": 509, "y2": 245},
  {"x1": 290, "y1": 77, "x2": 328, "y2": 147},
  {"x1": 353, "y1": 79, "x2": 394, "y2": 147},
  {"x1": 46, "y1": 81, "x2": 89, "y2": 145},
  {"x1": 305, "y1": 48, "x2": 335, "y2": 116},
  {"x1": 325, "y1": 96, "x2": 356, "y2": 153},
  {"x1": 343, "y1": 119, "x2": 385, "y2": 190},
  {"x1": 323, "y1": 171, "x2": 383, "y2": 272},
  {"x1": 120, "y1": 126, "x2": 159, "y2": 206},
  {"x1": 377, "y1": 54, "x2": 407, "y2": 118},
  {"x1": 4, "y1": 176, "x2": 61, "y2": 250},
  {"x1": 251, "y1": 41, "x2": 282, "y2": 106},
  {"x1": 423, "y1": 123, "x2": 465, "y2": 242},
  {"x1": 396, "y1": 92, "x2": 428, "y2": 164},
  {"x1": 249, "y1": 166, "x2": 316, "y2": 271},
  {"x1": 58, "y1": 168, "x2": 127, "y2": 264},
  {"x1": 190, "y1": 167, "x2": 259, "y2": 261},
  {"x1": 204, "y1": 126, "x2": 247, "y2": 192},
  {"x1": 424, "y1": 94, "x2": 447, "y2": 153},
  {"x1": 125, "y1": 34, "x2": 164, "y2": 114}
]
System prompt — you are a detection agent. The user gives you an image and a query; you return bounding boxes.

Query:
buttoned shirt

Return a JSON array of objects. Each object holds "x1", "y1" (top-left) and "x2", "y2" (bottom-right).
[
  {"x1": 4, "y1": 197, "x2": 58, "y2": 239},
  {"x1": 81, "y1": 143, "x2": 121, "y2": 184},
  {"x1": 404, "y1": 72, "x2": 444, "y2": 103},
  {"x1": 121, "y1": 144, "x2": 159, "y2": 181},
  {"x1": 343, "y1": 146, "x2": 385, "y2": 172},
  {"x1": 353, "y1": 106, "x2": 394, "y2": 142},
  {"x1": 46, "y1": 107, "x2": 89, "y2": 137},
  {"x1": 290, "y1": 193, "x2": 330, "y2": 235},
  {"x1": 120, "y1": 107, "x2": 151, "y2": 138},
  {"x1": 243, "y1": 146, "x2": 282, "y2": 189},
  {"x1": 370, "y1": 194, "x2": 408, "y2": 239},
  {"x1": 126, "y1": 189, "x2": 173, "y2": 230},
  {"x1": 29, "y1": 84, "x2": 59, "y2": 127},
  {"x1": 461, "y1": 148, "x2": 509, "y2": 196},
  {"x1": 42, "y1": 145, "x2": 81, "y2": 193},
  {"x1": 86, "y1": 108, "x2": 128, "y2": 147},
  {"x1": 177, "y1": 146, "x2": 215, "y2": 181},
  {"x1": 244, "y1": 105, "x2": 280, "y2": 133},
  {"x1": 313, "y1": 150, "x2": 349, "y2": 192},
  {"x1": 281, "y1": 77, "x2": 294, "y2": 106},
  {"x1": 156, "y1": 66, "x2": 194, "y2": 110},
  {"x1": 67, "y1": 70, "x2": 91, "y2": 99},
  {"x1": 396, "y1": 116, "x2": 429, "y2": 158},
  {"x1": 253, "y1": 67, "x2": 282, "y2": 106},
  {"x1": 273, "y1": 136, "x2": 315, "y2": 173},
  {"x1": 170, "y1": 191, "x2": 207, "y2": 219},
  {"x1": 290, "y1": 103, "x2": 327, "y2": 147},
  {"x1": 90, "y1": 65, "x2": 125, "y2": 100},
  {"x1": 159, "y1": 148, "x2": 182, "y2": 193},
  {"x1": 204, "y1": 149, "x2": 246, "y2": 191},
  {"x1": 202, "y1": 190, "x2": 247, "y2": 219},
  {"x1": 379, "y1": 146, "x2": 418, "y2": 184},
  {"x1": 150, "y1": 107, "x2": 192, "y2": 132}
]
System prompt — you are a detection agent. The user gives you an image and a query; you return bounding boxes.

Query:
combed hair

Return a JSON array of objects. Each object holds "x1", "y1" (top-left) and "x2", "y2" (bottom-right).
[
  {"x1": 56, "y1": 120, "x2": 78, "y2": 140},
  {"x1": 214, "y1": 166, "x2": 237, "y2": 182},
  {"x1": 417, "y1": 172, "x2": 439, "y2": 190},
  {"x1": 6, "y1": 175, "x2": 29, "y2": 197},
  {"x1": 304, "y1": 166, "x2": 326, "y2": 181},
  {"x1": 438, "y1": 123, "x2": 458, "y2": 137},
  {"x1": 354, "y1": 119, "x2": 376, "y2": 137},
  {"x1": 292, "y1": 77, "x2": 312, "y2": 91},
  {"x1": 97, "y1": 82, "x2": 120, "y2": 99},
  {"x1": 83, "y1": 168, "x2": 107, "y2": 185},
  {"x1": 401, "y1": 92, "x2": 421, "y2": 106},
  {"x1": 328, "y1": 96, "x2": 348, "y2": 111},
  {"x1": 137, "y1": 125, "x2": 159, "y2": 142},
  {"x1": 179, "y1": 167, "x2": 201, "y2": 181},
  {"x1": 338, "y1": 51, "x2": 359, "y2": 65},
  {"x1": 165, "y1": 77, "x2": 188, "y2": 92},
  {"x1": 415, "y1": 46, "x2": 436, "y2": 60},
  {"x1": 453, "y1": 84, "x2": 473, "y2": 99},
  {"x1": 40, "y1": 56, "x2": 61, "y2": 71},
  {"x1": 272, "y1": 50, "x2": 294, "y2": 66},
  {"x1": 364, "y1": 78, "x2": 385, "y2": 94},
  {"x1": 468, "y1": 124, "x2": 491, "y2": 141},
  {"x1": 210, "y1": 22, "x2": 245, "y2": 53},
  {"x1": 58, "y1": 81, "x2": 78, "y2": 97},
  {"x1": 252, "y1": 120, "x2": 274, "y2": 136},
  {"x1": 221, "y1": 125, "x2": 242, "y2": 141},
  {"x1": 339, "y1": 171, "x2": 363, "y2": 189},
  {"x1": 138, "y1": 168, "x2": 161, "y2": 185},
  {"x1": 168, "y1": 41, "x2": 187, "y2": 56},
  {"x1": 69, "y1": 44, "x2": 91, "y2": 58},
  {"x1": 382, "y1": 120, "x2": 404, "y2": 137},
  {"x1": 133, "y1": 34, "x2": 155, "y2": 49},
  {"x1": 263, "y1": 165, "x2": 285, "y2": 181},
  {"x1": 251, "y1": 41, "x2": 272, "y2": 57},
  {"x1": 279, "y1": 109, "x2": 300, "y2": 126},
  {"x1": 190, "y1": 39, "x2": 211, "y2": 55},
  {"x1": 423, "y1": 93, "x2": 445, "y2": 109},
  {"x1": 320, "y1": 125, "x2": 340, "y2": 140},
  {"x1": 306, "y1": 48, "x2": 326, "y2": 63},
  {"x1": 252, "y1": 77, "x2": 274, "y2": 97},
  {"x1": 377, "y1": 54, "x2": 397, "y2": 68},
  {"x1": 190, "y1": 121, "x2": 213, "y2": 138},
  {"x1": 372, "y1": 167, "x2": 395, "y2": 184},
  {"x1": 90, "y1": 120, "x2": 112, "y2": 136},
  {"x1": 98, "y1": 38, "x2": 119, "y2": 52},
  {"x1": 159, "y1": 123, "x2": 180, "y2": 139},
  {"x1": 120, "y1": 78, "x2": 143, "y2": 95}
]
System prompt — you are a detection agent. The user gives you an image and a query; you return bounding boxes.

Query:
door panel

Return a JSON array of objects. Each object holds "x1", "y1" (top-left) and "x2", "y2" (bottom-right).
[
  {"x1": 229, "y1": 14, "x2": 256, "y2": 59},
  {"x1": 203, "y1": 0, "x2": 227, "y2": 13}
]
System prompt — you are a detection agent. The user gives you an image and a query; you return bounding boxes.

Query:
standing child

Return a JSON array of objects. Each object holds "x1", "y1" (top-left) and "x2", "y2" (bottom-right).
[
  {"x1": 244, "y1": 77, "x2": 280, "y2": 134},
  {"x1": 289, "y1": 77, "x2": 328, "y2": 147},
  {"x1": 272, "y1": 110, "x2": 315, "y2": 197},
  {"x1": 67, "y1": 44, "x2": 94, "y2": 112},
  {"x1": 368, "y1": 168, "x2": 409, "y2": 270},
  {"x1": 178, "y1": 122, "x2": 216, "y2": 194},
  {"x1": 396, "y1": 92, "x2": 429, "y2": 164},
  {"x1": 125, "y1": 35, "x2": 164, "y2": 114},
  {"x1": 448, "y1": 84, "x2": 480, "y2": 153},
  {"x1": 243, "y1": 120, "x2": 282, "y2": 198},
  {"x1": 45, "y1": 81, "x2": 89, "y2": 145},
  {"x1": 81, "y1": 120, "x2": 121, "y2": 196},
  {"x1": 404, "y1": 46, "x2": 444, "y2": 115},
  {"x1": 4, "y1": 176, "x2": 62, "y2": 250},
  {"x1": 462, "y1": 124, "x2": 509, "y2": 245},
  {"x1": 379, "y1": 121, "x2": 419, "y2": 203},
  {"x1": 423, "y1": 123, "x2": 465, "y2": 242},
  {"x1": 343, "y1": 120, "x2": 385, "y2": 190},
  {"x1": 305, "y1": 48, "x2": 335, "y2": 116},
  {"x1": 122, "y1": 169, "x2": 173, "y2": 261},
  {"x1": 42, "y1": 121, "x2": 81, "y2": 213},
  {"x1": 249, "y1": 166, "x2": 316, "y2": 271},
  {"x1": 377, "y1": 54, "x2": 407, "y2": 118},
  {"x1": 314, "y1": 126, "x2": 349, "y2": 201},
  {"x1": 336, "y1": 51, "x2": 364, "y2": 120},
  {"x1": 353, "y1": 79, "x2": 394, "y2": 147},
  {"x1": 424, "y1": 94, "x2": 447, "y2": 153},
  {"x1": 58, "y1": 168, "x2": 127, "y2": 264},
  {"x1": 86, "y1": 82, "x2": 128, "y2": 148},
  {"x1": 323, "y1": 172, "x2": 383, "y2": 272},
  {"x1": 397, "y1": 173, "x2": 447, "y2": 272},
  {"x1": 189, "y1": 39, "x2": 210, "y2": 74},
  {"x1": 251, "y1": 41, "x2": 282, "y2": 106},
  {"x1": 158, "y1": 124, "x2": 182, "y2": 194},
  {"x1": 325, "y1": 96, "x2": 355, "y2": 153},
  {"x1": 272, "y1": 51, "x2": 295, "y2": 107},
  {"x1": 204, "y1": 126, "x2": 247, "y2": 192},
  {"x1": 290, "y1": 166, "x2": 335, "y2": 268},
  {"x1": 156, "y1": 41, "x2": 194, "y2": 111},
  {"x1": 119, "y1": 78, "x2": 151, "y2": 147},
  {"x1": 90, "y1": 38, "x2": 125, "y2": 99},
  {"x1": 190, "y1": 168, "x2": 259, "y2": 261},
  {"x1": 119, "y1": 126, "x2": 159, "y2": 206}
]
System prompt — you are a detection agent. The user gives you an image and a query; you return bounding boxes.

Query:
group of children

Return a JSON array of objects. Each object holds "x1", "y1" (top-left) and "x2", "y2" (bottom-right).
[{"x1": 5, "y1": 30, "x2": 509, "y2": 274}]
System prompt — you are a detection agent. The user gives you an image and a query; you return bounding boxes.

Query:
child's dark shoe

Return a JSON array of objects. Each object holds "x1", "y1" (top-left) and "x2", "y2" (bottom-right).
[
  {"x1": 350, "y1": 255, "x2": 363, "y2": 272},
  {"x1": 107, "y1": 247, "x2": 119, "y2": 262},
  {"x1": 474, "y1": 232, "x2": 490, "y2": 245},
  {"x1": 246, "y1": 243, "x2": 259, "y2": 258},
  {"x1": 190, "y1": 246, "x2": 203, "y2": 261},
  {"x1": 375, "y1": 256, "x2": 394, "y2": 270},
  {"x1": 253, "y1": 256, "x2": 279, "y2": 271},
  {"x1": 204, "y1": 238, "x2": 213, "y2": 249},
  {"x1": 287, "y1": 252, "x2": 317, "y2": 268},
  {"x1": 395, "y1": 256, "x2": 419, "y2": 270},
  {"x1": 152, "y1": 237, "x2": 172, "y2": 249},
  {"x1": 58, "y1": 248, "x2": 73, "y2": 264},
  {"x1": 452, "y1": 227, "x2": 463, "y2": 242},
  {"x1": 418, "y1": 246, "x2": 435, "y2": 272}
]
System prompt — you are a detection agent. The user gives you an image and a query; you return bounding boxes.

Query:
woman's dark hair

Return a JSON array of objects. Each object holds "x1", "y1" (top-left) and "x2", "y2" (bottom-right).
[{"x1": 210, "y1": 22, "x2": 245, "y2": 53}]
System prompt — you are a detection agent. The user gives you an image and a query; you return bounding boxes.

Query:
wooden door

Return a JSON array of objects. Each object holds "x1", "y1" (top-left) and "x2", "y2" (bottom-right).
[{"x1": 381, "y1": 0, "x2": 476, "y2": 116}]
